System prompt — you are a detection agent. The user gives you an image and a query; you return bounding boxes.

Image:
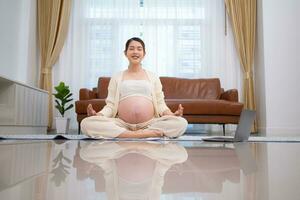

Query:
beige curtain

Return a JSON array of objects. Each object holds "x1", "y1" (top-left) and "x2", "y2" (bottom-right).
[
  {"x1": 38, "y1": 0, "x2": 72, "y2": 130},
  {"x1": 225, "y1": 0, "x2": 257, "y2": 132}
]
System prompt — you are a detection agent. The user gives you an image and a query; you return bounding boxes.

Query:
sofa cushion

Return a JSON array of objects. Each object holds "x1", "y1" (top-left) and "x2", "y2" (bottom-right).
[
  {"x1": 160, "y1": 77, "x2": 222, "y2": 99},
  {"x1": 165, "y1": 99, "x2": 243, "y2": 115}
]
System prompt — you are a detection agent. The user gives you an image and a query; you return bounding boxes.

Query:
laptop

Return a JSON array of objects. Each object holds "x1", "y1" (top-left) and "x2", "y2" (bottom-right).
[{"x1": 202, "y1": 109, "x2": 256, "y2": 142}]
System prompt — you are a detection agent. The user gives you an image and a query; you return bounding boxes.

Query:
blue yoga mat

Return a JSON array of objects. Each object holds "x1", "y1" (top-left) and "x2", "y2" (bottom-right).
[{"x1": 0, "y1": 134, "x2": 300, "y2": 142}]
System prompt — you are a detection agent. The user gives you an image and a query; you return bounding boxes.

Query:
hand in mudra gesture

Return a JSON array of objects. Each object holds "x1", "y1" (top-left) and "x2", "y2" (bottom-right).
[
  {"x1": 174, "y1": 104, "x2": 184, "y2": 116},
  {"x1": 87, "y1": 104, "x2": 97, "y2": 116}
]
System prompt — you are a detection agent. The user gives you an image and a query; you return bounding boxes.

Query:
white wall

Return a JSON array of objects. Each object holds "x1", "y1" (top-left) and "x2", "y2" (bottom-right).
[
  {"x1": 0, "y1": 0, "x2": 38, "y2": 87},
  {"x1": 255, "y1": 0, "x2": 300, "y2": 136}
]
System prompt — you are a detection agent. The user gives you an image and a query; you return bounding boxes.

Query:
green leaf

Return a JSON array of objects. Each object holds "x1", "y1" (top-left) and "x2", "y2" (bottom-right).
[
  {"x1": 53, "y1": 81, "x2": 73, "y2": 117},
  {"x1": 55, "y1": 105, "x2": 64, "y2": 116},
  {"x1": 64, "y1": 104, "x2": 74, "y2": 112},
  {"x1": 65, "y1": 98, "x2": 73, "y2": 103}
]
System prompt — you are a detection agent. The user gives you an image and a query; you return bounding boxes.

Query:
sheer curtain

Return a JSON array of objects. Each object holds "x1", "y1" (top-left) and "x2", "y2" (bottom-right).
[{"x1": 53, "y1": 0, "x2": 241, "y2": 131}]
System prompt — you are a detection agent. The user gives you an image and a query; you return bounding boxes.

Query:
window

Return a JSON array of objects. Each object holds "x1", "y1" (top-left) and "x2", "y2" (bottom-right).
[
  {"x1": 55, "y1": 0, "x2": 241, "y2": 130},
  {"x1": 82, "y1": 0, "x2": 219, "y2": 88}
]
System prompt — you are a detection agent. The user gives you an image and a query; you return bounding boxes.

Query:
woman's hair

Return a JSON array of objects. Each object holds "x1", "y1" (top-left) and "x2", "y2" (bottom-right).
[{"x1": 124, "y1": 37, "x2": 145, "y2": 53}]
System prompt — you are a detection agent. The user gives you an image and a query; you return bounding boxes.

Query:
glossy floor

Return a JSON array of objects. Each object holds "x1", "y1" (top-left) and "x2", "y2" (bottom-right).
[{"x1": 0, "y1": 140, "x2": 299, "y2": 200}]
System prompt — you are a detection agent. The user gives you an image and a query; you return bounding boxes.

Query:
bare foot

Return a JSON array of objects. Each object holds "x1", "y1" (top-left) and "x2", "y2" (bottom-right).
[
  {"x1": 174, "y1": 104, "x2": 184, "y2": 116},
  {"x1": 137, "y1": 129, "x2": 164, "y2": 138},
  {"x1": 87, "y1": 104, "x2": 97, "y2": 116},
  {"x1": 118, "y1": 129, "x2": 164, "y2": 138}
]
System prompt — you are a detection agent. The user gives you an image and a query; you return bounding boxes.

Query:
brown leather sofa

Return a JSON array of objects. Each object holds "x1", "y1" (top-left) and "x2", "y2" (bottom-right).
[{"x1": 75, "y1": 77, "x2": 243, "y2": 134}]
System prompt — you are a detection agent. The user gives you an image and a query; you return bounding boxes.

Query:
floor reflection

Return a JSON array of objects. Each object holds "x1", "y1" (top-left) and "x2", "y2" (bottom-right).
[
  {"x1": 163, "y1": 142, "x2": 257, "y2": 194},
  {"x1": 78, "y1": 141, "x2": 188, "y2": 199},
  {"x1": 1, "y1": 140, "x2": 299, "y2": 200},
  {"x1": 51, "y1": 150, "x2": 72, "y2": 186}
]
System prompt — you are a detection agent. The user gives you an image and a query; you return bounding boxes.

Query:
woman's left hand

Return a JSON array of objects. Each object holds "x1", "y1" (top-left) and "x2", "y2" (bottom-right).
[{"x1": 174, "y1": 104, "x2": 184, "y2": 116}]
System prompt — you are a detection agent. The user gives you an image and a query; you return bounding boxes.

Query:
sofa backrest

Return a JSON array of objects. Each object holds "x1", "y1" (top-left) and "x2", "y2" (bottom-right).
[
  {"x1": 97, "y1": 77, "x2": 222, "y2": 99},
  {"x1": 97, "y1": 77, "x2": 110, "y2": 99},
  {"x1": 160, "y1": 77, "x2": 222, "y2": 99}
]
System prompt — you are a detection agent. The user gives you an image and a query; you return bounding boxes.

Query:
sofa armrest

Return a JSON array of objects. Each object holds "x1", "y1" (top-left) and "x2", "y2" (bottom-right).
[
  {"x1": 220, "y1": 89, "x2": 238, "y2": 102},
  {"x1": 79, "y1": 88, "x2": 97, "y2": 100}
]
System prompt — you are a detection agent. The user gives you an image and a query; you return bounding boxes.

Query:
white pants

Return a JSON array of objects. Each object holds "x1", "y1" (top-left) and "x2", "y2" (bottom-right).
[{"x1": 81, "y1": 115, "x2": 188, "y2": 139}]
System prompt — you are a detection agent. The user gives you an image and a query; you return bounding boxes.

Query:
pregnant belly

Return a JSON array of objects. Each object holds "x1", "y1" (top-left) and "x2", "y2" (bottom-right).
[{"x1": 118, "y1": 96, "x2": 155, "y2": 124}]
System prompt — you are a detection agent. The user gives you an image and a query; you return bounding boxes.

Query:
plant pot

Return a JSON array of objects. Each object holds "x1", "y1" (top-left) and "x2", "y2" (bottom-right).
[{"x1": 55, "y1": 117, "x2": 70, "y2": 134}]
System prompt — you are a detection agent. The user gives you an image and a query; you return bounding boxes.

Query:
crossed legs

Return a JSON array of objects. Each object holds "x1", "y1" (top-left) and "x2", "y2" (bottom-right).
[{"x1": 81, "y1": 115, "x2": 188, "y2": 139}]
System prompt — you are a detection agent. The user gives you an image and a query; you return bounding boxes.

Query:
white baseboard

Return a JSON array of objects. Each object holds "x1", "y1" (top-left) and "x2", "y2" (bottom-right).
[{"x1": 258, "y1": 126, "x2": 300, "y2": 136}]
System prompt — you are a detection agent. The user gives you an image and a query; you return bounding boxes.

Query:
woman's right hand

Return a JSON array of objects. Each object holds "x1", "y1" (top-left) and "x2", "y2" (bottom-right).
[{"x1": 87, "y1": 104, "x2": 97, "y2": 116}]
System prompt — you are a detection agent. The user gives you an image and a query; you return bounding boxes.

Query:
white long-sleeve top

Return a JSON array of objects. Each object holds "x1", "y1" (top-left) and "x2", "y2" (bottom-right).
[{"x1": 98, "y1": 70, "x2": 171, "y2": 118}]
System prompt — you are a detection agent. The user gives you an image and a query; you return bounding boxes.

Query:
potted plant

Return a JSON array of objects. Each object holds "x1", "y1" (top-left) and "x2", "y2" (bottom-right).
[{"x1": 53, "y1": 82, "x2": 74, "y2": 134}]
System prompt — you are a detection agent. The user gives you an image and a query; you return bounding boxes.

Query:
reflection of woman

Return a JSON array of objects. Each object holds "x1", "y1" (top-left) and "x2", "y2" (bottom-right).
[
  {"x1": 80, "y1": 141, "x2": 188, "y2": 200},
  {"x1": 81, "y1": 37, "x2": 188, "y2": 139}
]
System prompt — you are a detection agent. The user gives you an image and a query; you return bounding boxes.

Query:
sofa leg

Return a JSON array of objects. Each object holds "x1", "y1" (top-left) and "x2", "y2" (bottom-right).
[
  {"x1": 222, "y1": 124, "x2": 225, "y2": 136},
  {"x1": 78, "y1": 123, "x2": 81, "y2": 135}
]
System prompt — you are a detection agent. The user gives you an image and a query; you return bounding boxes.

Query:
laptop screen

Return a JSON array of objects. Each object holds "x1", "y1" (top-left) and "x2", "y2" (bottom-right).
[{"x1": 234, "y1": 110, "x2": 256, "y2": 141}]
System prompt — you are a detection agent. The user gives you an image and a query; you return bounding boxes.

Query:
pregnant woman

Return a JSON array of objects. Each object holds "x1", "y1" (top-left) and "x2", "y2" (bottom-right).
[{"x1": 81, "y1": 37, "x2": 188, "y2": 138}]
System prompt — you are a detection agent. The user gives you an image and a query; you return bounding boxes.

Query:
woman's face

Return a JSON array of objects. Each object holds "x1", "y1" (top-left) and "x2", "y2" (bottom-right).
[{"x1": 125, "y1": 40, "x2": 145, "y2": 65}]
